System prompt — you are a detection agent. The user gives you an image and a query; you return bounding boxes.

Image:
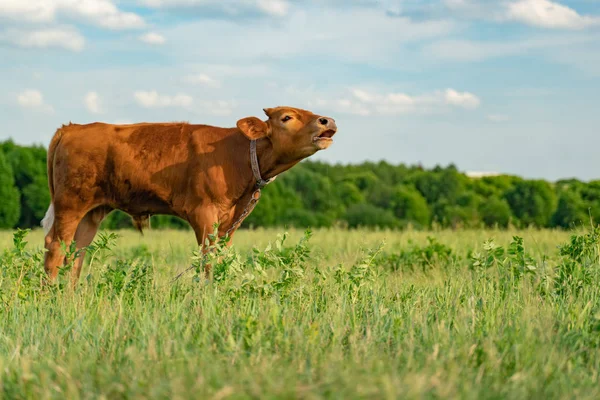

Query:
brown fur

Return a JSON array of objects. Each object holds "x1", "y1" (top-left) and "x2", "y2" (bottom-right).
[{"x1": 43, "y1": 106, "x2": 337, "y2": 283}]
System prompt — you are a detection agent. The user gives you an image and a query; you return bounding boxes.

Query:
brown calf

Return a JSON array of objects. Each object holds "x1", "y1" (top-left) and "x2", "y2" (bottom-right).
[{"x1": 41, "y1": 106, "x2": 337, "y2": 282}]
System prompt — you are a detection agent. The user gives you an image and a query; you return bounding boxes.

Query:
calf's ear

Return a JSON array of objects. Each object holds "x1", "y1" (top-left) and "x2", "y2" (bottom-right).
[{"x1": 237, "y1": 117, "x2": 270, "y2": 140}]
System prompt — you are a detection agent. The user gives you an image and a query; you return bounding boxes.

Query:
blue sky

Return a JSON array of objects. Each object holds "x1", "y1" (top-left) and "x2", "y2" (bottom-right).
[{"x1": 1, "y1": 0, "x2": 599, "y2": 181}]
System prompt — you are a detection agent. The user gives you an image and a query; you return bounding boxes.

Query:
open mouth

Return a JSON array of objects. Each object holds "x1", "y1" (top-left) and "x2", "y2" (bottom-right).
[{"x1": 313, "y1": 129, "x2": 336, "y2": 142}]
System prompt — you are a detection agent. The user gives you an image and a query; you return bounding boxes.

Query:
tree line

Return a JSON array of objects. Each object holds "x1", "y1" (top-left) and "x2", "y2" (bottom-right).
[{"x1": 0, "y1": 139, "x2": 597, "y2": 231}]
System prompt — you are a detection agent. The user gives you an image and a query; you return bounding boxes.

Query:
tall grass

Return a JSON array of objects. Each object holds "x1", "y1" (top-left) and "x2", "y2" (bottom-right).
[{"x1": 0, "y1": 227, "x2": 599, "y2": 399}]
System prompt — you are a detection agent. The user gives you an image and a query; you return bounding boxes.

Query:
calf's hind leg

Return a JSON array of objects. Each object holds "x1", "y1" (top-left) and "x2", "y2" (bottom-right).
[
  {"x1": 44, "y1": 207, "x2": 85, "y2": 281},
  {"x1": 71, "y1": 207, "x2": 110, "y2": 283}
]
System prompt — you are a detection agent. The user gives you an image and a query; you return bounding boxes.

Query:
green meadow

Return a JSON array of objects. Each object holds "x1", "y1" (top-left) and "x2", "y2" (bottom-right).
[{"x1": 1, "y1": 227, "x2": 600, "y2": 399}]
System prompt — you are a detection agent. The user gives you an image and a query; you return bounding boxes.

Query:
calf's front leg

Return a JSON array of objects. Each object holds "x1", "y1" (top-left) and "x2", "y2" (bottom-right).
[{"x1": 187, "y1": 206, "x2": 220, "y2": 279}]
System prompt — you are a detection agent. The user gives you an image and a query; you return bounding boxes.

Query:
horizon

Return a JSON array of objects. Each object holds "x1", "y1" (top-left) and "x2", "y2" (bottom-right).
[{"x1": 1, "y1": 0, "x2": 599, "y2": 181}]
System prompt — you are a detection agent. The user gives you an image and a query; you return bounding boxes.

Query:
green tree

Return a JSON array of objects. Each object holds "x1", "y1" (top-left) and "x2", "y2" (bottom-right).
[
  {"x1": 0, "y1": 151, "x2": 21, "y2": 228},
  {"x1": 391, "y1": 185, "x2": 430, "y2": 227},
  {"x1": 281, "y1": 209, "x2": 332, "y2": 228},
  {"x1": 344, "y1": 203, "x2": 399, "y2": 229},
  {"x1": 282, "y1": 166, "x2": 342, "y2": 218},
  {"x1": 551, "y1": 190, "x2": 589, "y2": 229},
  {"x1": 151, "y1": 215, "x2": 190, "y2": 229},
  {"x1": 415, "y1": 165, "x2": 467, "y2": 205},
  {"x1": 479, "y1": 197, "x2": 512, "y2": 228},
  {"x1": 581, "y1": 180, "x2": 600, "y2": 224},
  {"x1": 22, "y1": 175, "x2": 51, "y2": 223},
  {"x1": 8, "y1": 139, "x2": 600, "y2": 232},
  {"x1": 505, "y1": 180, "x2": 557, "y2": 227},
  {"x1": 343, "y1": 171, "x2": 380, "y2": 192},
  {"x1": 337, "y1": 181, "x2": 364, "y2": 207},
  {"x1": 367, "y1": 184, "x2": 395, "y2": 209},
  {"x1": 446, "y1": 192, "x2": 482, "y2": 228},
  {"x1": 244, "y1": 180, "x2": 304, "y2": 228},
  {"x1": 2, "y1": 142, "x2": 49, "y2": 228},
  {"x1": 102, "y1": 210, "x2": 135, "y2": 230}
]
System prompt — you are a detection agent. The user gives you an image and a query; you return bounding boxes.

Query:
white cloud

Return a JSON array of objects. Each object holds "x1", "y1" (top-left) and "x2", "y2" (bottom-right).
[
  {"x1": 139, "y1": 0, "x2": 290, "y2": 16},
  {"x1": 507, "y1": 0, "x2": 600, "y2": 29},
  {"x1": 139, "y1": 32, "x2": 166, "y2": 45},
  {"x1": 16, "y1": 89, "x2": 53, "y2": 112},
  {"x1": 0, "y1": 0, "x2": 145, "y2": 30},
  {"x1": 63, "y1": 0, "x2": 145, "y2": 30},
  {"x1": 184, "y1": 73, "x2": 221, "y2": 87},
  {"x1": 163, "y1": 9, "x2": 455, "y2": 68},
  {"x1": 85, "y1": 91, "x2": 102, "y2": 113},
  {"x1": 17, "y1": 90, "x2": 44, "y2": 107},
  {"x1": 256, "y1": 0, "x2": 289, "y2": 16},
  {"x1": 308, "y1": 98, "x2": 372, "y2": 116},
  {"x1": 312, "y1": 87, "x2": 481, "y2": 116},
  {"x1": 445, "y1": 89, "x2": 481, "y2": 109},
  {"x1": 443, "y1": 0, "x2": 600, "y2": 30},
  {"x1": 335, "y1": 99, "x2": 372, "y2": 116},
  {"x1": 133, "y1": 90, "x2": 235, "y2": 115},
  {"x1": 352, "y1": 89, "x2": 377, "y2": 103},
  {"x1": 198, "y1": 100, "x2": 236, "y2": 116},
  {"x1": 134, "y1": 90, "x2": 193, "y2": 108},
  {"x1": 0, "y1": 0, "x2": 55, "y2": 22},
  {"x1": 0, "y1": 27, "x2": 85, "y2": 51}
]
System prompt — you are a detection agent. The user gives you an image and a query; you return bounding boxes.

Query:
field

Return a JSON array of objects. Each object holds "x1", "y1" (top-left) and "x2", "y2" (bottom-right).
[{"x1": 1, "y1": 226, "x2": 600, "y2": 399}]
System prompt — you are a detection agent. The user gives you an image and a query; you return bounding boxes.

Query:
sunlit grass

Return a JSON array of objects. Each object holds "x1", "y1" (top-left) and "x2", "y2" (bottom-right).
[{"x1": 0, "y1": 227, "x2": 598, "y2": 399}]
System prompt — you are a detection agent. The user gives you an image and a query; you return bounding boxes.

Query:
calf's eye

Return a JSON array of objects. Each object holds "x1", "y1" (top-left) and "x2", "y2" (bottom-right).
[{"x1": 281, "y1": 116, "x2": 292, "y2": 122}]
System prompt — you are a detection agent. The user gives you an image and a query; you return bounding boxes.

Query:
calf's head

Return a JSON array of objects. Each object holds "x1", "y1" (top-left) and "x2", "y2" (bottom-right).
[{"x1": 236, "y1": 106, "x2": 337, "y2": 161}]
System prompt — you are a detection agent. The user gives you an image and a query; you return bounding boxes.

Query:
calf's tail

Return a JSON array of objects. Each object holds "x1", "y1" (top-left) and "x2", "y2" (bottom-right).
[
  {"x1": 41, "y1": 126, "x2": 65, "y2": 235},
  {"x1": 41, "y1": 204, "x2": 55, "y2": 235}
]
